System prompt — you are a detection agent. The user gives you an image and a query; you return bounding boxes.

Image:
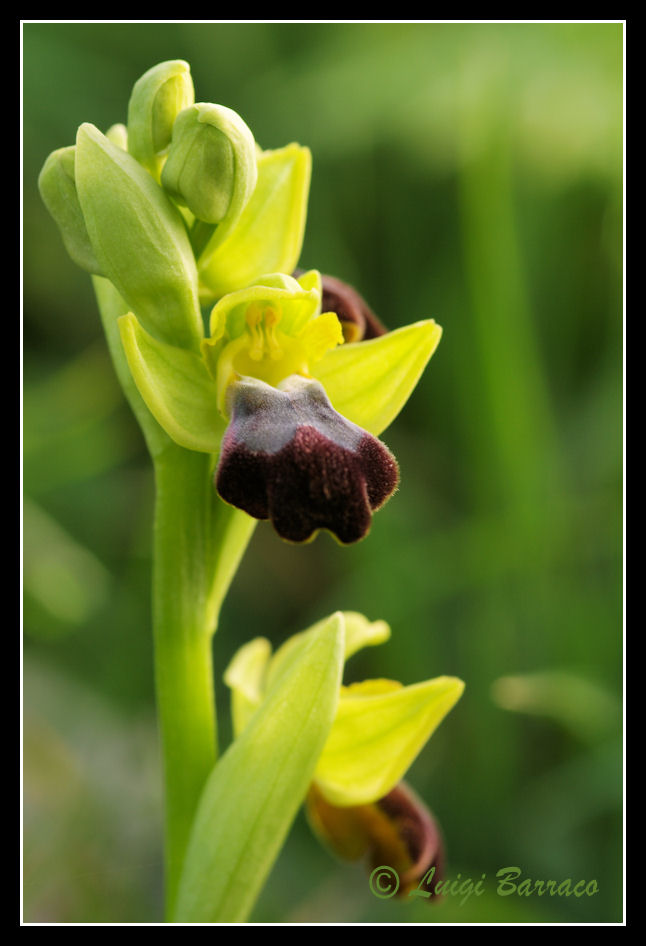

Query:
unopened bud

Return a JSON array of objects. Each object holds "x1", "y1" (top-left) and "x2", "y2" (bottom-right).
[
  {"x1": 127, "y1": 60, "x2": 194, "y2": 178},
  {"x1": 162, "y1": 103, "x2": 257, "y2": 226}
]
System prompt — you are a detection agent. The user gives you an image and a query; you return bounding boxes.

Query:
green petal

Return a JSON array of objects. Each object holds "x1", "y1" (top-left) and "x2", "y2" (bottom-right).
[
  {"x1": 223, "y1": 637, "x2": 271, "y2": 738},
  {"x1": 341, "y1": 612, "x2": 391, "y2": 660},
  {"x1": 174, "y1": 612, "x2": 345, "y2": 922},
  {"x1": 313, "y1": 675, "x2": 464, "y2": 807},
  {"x1": 296, "y1": 268, "x2": 322, "y2": 300},
  {"x1": 312, "y1": 319, "x2": 442, "y2": 436},
  {"x1": 76, "y1": 123, "x2": 203, "y2": 351},
  {"x1": 119, "y1": 313, "x2": 225, "y2": 453},
  {"x1": 198, "y1": 143, "x2": 311, "y2": 301},
  {"x1": 208, "y1": 274, "x2": 319, "y2": 341}
]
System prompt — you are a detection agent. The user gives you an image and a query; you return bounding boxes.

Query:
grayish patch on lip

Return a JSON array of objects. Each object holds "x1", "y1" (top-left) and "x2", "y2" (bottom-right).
[{"x1": 227, "y1": 375, "x2": 363, "y2": 455}]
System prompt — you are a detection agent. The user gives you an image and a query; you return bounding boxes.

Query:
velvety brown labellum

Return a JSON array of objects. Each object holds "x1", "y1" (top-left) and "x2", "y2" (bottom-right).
[
  {"x1": 294, "y1": 270, "x2": 388, "y2": 342},
  {"x1": 306, "y1": 781, "x2": 445, "y2": 899},
  {"x1": 375, "y1": 782, "x2": 444, "y2": 896},
  {"x1": 215, "y1": 377, "x2": 399, "y2": 544}
]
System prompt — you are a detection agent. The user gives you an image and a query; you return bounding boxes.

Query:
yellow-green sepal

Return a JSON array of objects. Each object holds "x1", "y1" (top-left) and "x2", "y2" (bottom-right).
[
  {"x1": 312, "y1": 319, "x2": 443, "y2": 436},
  {"x1": 75, "y1": 123, "x2": 204, "y2": 352},
  {"x1": 119, "y1": 312, "x2": 225, "y2": 454},
  {"x1": 126, "y1": 59, "x2": 194, "y2": 180},
  {"x1": 174, "y1": 612, "x2": 345, "y2": 922},
  {"x1": 198, "y1": 143, "x2": 311, "y2": 302},
  {"x1": 224, "y1": 612, "x2": 391, "y2": 743},
  {"x1": 313, "y1": 675, "x2": 464, "y2": 807}
]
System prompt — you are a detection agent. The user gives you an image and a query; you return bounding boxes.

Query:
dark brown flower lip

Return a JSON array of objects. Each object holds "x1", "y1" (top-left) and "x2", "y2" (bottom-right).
[
  {"x1": 375, "y1": 782, "x2": 444, "y2": 893},
  {"x1": 293, "y1": 269, "x2": 388, "y2": 342},
  {"x1": 305, "y1": 780, "x2": 445, "y2": 900},
  {"x1": 215, "y1": 376, "x2": 399, "y2": 544}
]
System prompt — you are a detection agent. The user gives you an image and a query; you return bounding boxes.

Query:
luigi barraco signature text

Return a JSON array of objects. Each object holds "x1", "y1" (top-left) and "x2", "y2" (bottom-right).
[{"x1": 368, "y1": 865, "x2": 599, "y2": 904}]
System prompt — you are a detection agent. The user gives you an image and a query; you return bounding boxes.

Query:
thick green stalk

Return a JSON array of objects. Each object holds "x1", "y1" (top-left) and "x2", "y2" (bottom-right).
[
  {"x1": 153, "y1": 451, "x2": 256, "y2": 919},
  {"x1": 152, "y1": 444, "x2": 218, "y2": 918}
]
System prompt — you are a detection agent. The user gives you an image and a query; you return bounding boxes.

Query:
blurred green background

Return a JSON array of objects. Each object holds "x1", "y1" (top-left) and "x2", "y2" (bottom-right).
[{"x1": 22, "y1": 22, "x2": 623, "y2": 924}]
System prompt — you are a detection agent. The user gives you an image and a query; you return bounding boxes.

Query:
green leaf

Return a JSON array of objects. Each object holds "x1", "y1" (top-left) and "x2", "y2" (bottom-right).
[
  {"x1": 312, "y1": 319, "x2": 443, "y2": 436},
  {"x1": 75, "y1": 123, "x2": 204, "y2": 351},
  {"x1": 314, "y1": 675, "x2": 464, "y2": 807},
  {"x1": 174, "y1": 612, "x2": 345, "y2": 922},
  {"x1": 198, "y1": 143, "x2": 311, "y2": 301},
  {"x1": 119, "y1": 313, "x2": 225, "y2": 453}
]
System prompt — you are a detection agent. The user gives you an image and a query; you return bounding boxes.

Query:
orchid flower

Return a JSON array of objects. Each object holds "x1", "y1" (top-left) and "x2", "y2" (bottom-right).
[
  {"x1": 119, "y1": 269, "x2": 440, "y2": 543},
  {"x1": 224, "y1": 612, "x2": 464, "y2": 895}
]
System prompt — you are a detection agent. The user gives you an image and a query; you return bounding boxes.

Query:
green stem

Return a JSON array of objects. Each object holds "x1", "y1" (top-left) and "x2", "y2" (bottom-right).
[
  {"x1": 91, "y1": 276, "x2": 257, "y2": 919},
  {"x1": 154, "y1": 448, "x2": 257, "y2": 920},
  {"x1": 153, "y1": 445, "x2": 218, "y2": 918}
]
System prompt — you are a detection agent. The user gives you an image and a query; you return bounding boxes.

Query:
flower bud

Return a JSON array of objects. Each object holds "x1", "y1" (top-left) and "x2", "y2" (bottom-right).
[
  {"x1": 161, "y1": 103, "x2": 257, "y2": 226},
  {"x1": 127, "y1": 59, "x2": 194, "y2": 178},
  {"x1": 38, "y1": 146, "x2": 103, "y2": 275}
]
